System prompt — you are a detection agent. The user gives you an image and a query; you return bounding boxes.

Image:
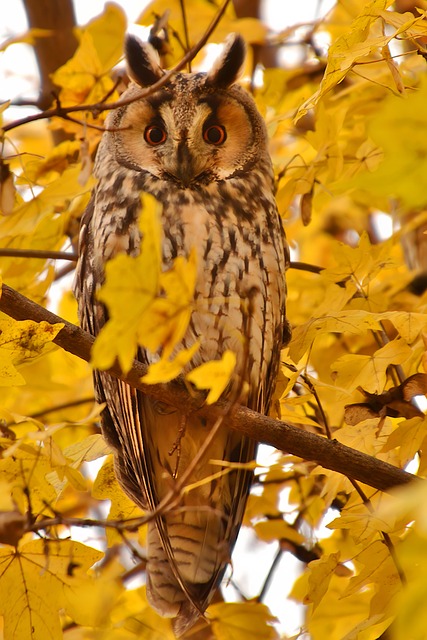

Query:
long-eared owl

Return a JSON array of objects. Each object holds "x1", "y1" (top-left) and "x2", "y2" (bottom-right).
[{"x1": 74, "y1": 33, "x2": 289, "y2": 637}]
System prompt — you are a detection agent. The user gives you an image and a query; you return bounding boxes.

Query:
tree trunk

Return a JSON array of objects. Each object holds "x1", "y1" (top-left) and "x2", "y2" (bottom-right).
[{"x1": 23, "y1": 0, "x2": 78, "y2": 110}]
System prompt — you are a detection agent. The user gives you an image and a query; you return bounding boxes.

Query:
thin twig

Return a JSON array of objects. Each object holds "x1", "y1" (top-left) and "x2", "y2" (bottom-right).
[
  {"x1": 289, "y1": 261, "x2": 323, "y2": 275},
  {"x1": 0, "y1": 248, "x2": 77, "y2": 261},
  {"x1": 179, "y1": 0, "x2": 191, "y2": 70},
  {"x1": 300, "y1": 372, "x2": 331, "y2": 439},
  {"x1": 257, "y1": 547, "x2": 284, "y2": 602},
  {"x1": 62, "y1": 112, "x2": 117, "y2": 132},
  {"x1": 54, "y1": 263, "x2": 76, "y2": 280},
  {"x1": 29, "y1": 396, "x2": 96, "y2": 420}
]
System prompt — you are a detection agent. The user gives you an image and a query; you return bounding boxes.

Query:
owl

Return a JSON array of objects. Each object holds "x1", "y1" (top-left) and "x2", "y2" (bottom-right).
[{"x1": 74, "y1": 33, "x2": 289, "y2": 637}]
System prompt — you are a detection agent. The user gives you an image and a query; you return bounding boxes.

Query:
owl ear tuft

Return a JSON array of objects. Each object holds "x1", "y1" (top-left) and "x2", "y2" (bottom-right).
[
  {"x1": 125, "y1": 35, "x2": 164, "y2": 87},
  {"x1": 205, "y1": 33, "x2": 246, "y2": 88}
]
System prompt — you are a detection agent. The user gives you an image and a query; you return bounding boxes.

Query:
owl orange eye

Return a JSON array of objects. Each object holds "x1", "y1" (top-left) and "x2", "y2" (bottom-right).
[
  {"x1": 144, "y1": 125, "x2": 167, "y2": 145},
  {"x1": 203, "y1": 125, "x2": 226, "y2": 145}
]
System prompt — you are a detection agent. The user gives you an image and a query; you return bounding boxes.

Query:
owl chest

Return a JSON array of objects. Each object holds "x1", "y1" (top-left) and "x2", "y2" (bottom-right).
[
  {"x1": 91, "y1": 180, "x2": 284, "y2": 384},
  {"x1": 159, "y1": 197, "x2": 284, "y2": 378},
  {"x1": 162, "y1": 200, "x2": 265, "y2": 303}
]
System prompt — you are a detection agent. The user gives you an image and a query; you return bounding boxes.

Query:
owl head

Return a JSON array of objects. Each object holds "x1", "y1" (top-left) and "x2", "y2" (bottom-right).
[{"x1": 106, "y1": 34, "x2": 270, "y2": 188}]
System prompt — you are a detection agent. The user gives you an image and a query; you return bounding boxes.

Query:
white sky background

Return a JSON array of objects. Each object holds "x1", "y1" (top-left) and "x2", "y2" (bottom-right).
[{"x1": 0, "y1": 1, "x2": 337, "y2": 637}]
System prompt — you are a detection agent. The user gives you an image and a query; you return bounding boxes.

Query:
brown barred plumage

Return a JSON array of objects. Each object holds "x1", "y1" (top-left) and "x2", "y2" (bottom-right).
[{"x1": 74, "y1": 33, "x2": 289, "y2": 637}]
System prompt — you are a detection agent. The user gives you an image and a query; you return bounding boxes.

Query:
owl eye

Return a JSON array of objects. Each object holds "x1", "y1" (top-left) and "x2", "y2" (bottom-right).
[
  {"x1": 144, "y1": 125, "x2": 167, "y2": 145},
  {"x1": 203, "y1": 125, "x2": 226, "y2": 145}
]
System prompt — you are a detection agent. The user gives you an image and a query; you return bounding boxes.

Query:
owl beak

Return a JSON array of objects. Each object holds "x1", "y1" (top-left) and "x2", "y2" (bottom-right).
[{"x1": 168, "y1": 140, "x2": 199, "y2": 188}]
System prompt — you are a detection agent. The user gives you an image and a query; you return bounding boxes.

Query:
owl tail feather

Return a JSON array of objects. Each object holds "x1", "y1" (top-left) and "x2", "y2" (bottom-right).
[
  {"x1": 172, "y1": 601, "x2": 204, "y2": 638},
  {"x1": 145, "y1": 518, "x2": 219, "y2": 635}
]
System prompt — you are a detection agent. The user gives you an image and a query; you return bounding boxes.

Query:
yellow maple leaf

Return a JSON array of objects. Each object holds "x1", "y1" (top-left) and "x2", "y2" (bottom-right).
[
  {"x1": 45, "y1": 430, "x2": 110, "y2": 495},
  {"x1": 348, "y1": 77, "x2": 427, "y2": 208},
  {"x1": 380, "y1": 8, "x2": 427, "y2": 37},
  {"x1": 323, "y1": 232, "x2": 396, "y2": 289},
  {"x1": 331, "y1": 339, "x2": 412, "y2": 393},
  {"x1": 383, "y1": 416, "x2": 427, "y2": 467},
  {"x1": 343, "y1": 540, "x2": 400, "y2": 614},
  {"x1": 63, "y1": 432, "x2": 110, "y2": 466},
  {"x1": 254, "y1": 519, "x2": 305, "y2": 545},
  {"x1": 0, "y1": 350, "x2": 24, "y2": 386},
  {"x1": 92, "y1": 457, "x2": 145, "y2": 546},
  {"x1": 297, "y1": 0, "x2": 394, "y2": 119},
  {"x1": 52, "y1": 4, "x2": 125, "y2": 103},
  {"x1": 0, "y1": 441, "x2": 58, "y2": 513},
  {"x1": 142, "y1": 342, "x2": 200, "y2": 385},
  {"x1": 278, "y1": 394, "x2": 323, "y2": 429},
  {"x1": 138, "y1": 249, "x2": 197, "y2": 359},
  {"x1": 328, "y1": 505, "x2": 393, "y2": 544},
  {"x1": 208, "y1": 602, "x2": 279, "y2": 640},
  {"x1": 92, "y1": 194, "x2": 162, "y2": 372},
  {"x1": 82, "y1": 2, "x2": 127, "y2": 72},
  {"x1": 0, "y1": 319, "x2": 63, "y2": 359},
  {"x1": 335, "y1": 420, "x2": 393, "y2": 459},
  {"x1": 0, "y1": 318, "x2": 63, "y2": 387},
  {"x1": 20, "y1": 139, "x2": 81, "y2": 184},
  {"x1": 52, "y1": 32, "x2": 102, "y2": 96},
  {"x1": 291, "y1": 566, "x2": 381, "y2": 639},
  {"x1": 110, "y1": 585, "x2": 175, "y2": 639},
  {"x1": 392, "y1": 535, "x2": 427, "y2": 640},
  {"x1": 381, "y1": 311, "x2": 427, "y2": 344},
  {"x1": 92, "y1": 250, "x2": 160, "y2": 371},
  {"x1": 289, "y1": 310, "x2": 381, "y2": 363},
  {"x1": 1, "y1": 165, "x2": 94, "y2": 237},
  {"x1": 186, "y1": 350, "x2": 237, "y2": 404},
  {"x1": 0, "y1": 538, "x2": 106, "y2": 639},
  {"x1": 304, "y1": 552, "x2": 341, "y2": 611},
  {"x1": 0, "y1": 205, "x2": 68, "y2": 297},
  {"x1": 93, "y1": 197, "x2": 198, "y2": 375}
]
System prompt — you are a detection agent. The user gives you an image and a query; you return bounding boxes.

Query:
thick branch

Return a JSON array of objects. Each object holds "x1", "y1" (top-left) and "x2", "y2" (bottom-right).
[
  {"x1": 232, "y1": 0, "x2": 279, "y2": 70},
  {"x1": 22, "y1": 0, "x2": 78, "y2": 146},
  {"x1": 23, "y1": 0, "x2": 78, "y2": 110},
  {"x1": 0, "y1": 284, "x2": 417, "y2": 493},
  {"x1": 0, "y1": 283, "x2": 418, "y2": 492}
]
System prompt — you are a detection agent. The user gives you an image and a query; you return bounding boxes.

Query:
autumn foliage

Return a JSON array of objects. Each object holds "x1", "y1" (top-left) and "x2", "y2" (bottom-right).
[{"x1": 1, "y1": 1, "x2": 427, "y2": 638}]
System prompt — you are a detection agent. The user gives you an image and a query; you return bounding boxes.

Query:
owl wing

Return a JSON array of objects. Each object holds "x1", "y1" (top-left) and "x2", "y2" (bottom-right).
[{"x1": 75, "y1": 196, "x2": 158, "y2": 514}]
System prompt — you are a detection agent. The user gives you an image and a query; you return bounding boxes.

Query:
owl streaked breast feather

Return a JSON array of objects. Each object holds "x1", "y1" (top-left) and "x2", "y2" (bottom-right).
[{"x1": 74, "y1": 33, "x2": 289, "y2": 637}]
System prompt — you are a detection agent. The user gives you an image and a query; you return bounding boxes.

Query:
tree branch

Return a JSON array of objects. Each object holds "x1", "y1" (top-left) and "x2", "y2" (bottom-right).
[
  {"x1": 23, "y1": 0, "x2": 78, "y2": 110},
  {"x1": 0, "y1": 249, "x2": 77, "y2": 261},
  {"x1": 0, "y1": 283, "x2": 418, "y2": 494}
]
